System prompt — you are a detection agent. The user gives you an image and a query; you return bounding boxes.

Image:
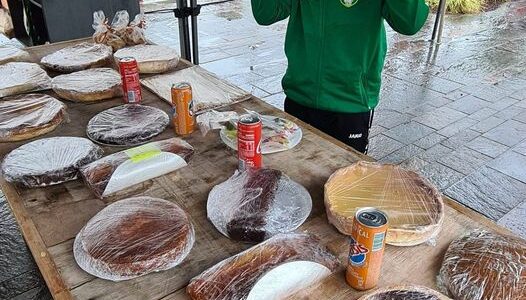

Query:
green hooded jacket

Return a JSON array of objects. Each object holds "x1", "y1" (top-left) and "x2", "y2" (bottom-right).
[{"x1": 251, "y1": 0, "x2": 429, "y2": 113}]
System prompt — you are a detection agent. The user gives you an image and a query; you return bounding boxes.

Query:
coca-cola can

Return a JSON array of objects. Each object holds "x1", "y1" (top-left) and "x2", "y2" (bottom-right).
[
  {"x1": 237, "y1": 114, "x2": 262, "y2": 170},
  {"x1": 118, "y1": 57, "x2": 142, "y2": 104}
]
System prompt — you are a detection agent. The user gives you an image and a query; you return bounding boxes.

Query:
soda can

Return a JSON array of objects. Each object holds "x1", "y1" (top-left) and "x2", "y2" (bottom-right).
[
  {"x1": 118, "y1": 57, "x2": 142, "y2": 104},
  {"x1": 171, "y1": 82, "x2": 195, "y2": 136},
  {"x1": 346, "y1": 207, "x2": 388, "y2": 290},
  {"x1": 237, "y1": 114, "x2": 262, "y2": 170}
]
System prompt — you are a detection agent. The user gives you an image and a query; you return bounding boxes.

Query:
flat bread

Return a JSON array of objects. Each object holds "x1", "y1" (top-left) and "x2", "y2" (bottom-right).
[
  {"x1": 52, "y1": 68, "x2": 122, "y2": 102},
  {"x1": 74, "y1": 197, "x2": 195, "y2": 281},
  {"x1": 0, "y1": 94, "x2": 66, "y2": 142},
  {"x1": 324, "y1": 161, "x2": 444, "y2": 246},
  {"x1": 0, "y1": 62, "x2": 51, "y2": 98},
  {"x1": 40, "y1": 42, "x2": 113, "y2": 73},
  {"x1": 358, "y1": 285, "x2": 451, "y2": 300},
  {"x1": 0, "y1": 46, "x2": 31, "y2": 64},
  {"x1": 114, "y1": 44, "x2": 180, "y2": 74}
]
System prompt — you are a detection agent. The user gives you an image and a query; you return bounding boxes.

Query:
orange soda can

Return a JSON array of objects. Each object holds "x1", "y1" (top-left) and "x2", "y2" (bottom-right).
[
  {"x1": 346, "y1": 207, "x2": 388, "y2": 290},
  {"x1": 171, "y1": 82, "x2": 195, "y2": 136}
]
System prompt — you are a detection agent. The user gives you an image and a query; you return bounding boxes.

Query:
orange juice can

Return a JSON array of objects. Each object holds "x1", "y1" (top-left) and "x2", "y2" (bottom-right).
[
  {"x1": 171, "y1": 82, "x2": 195, "y2": 136},
  {"x1": 346, "y1": 207, "x2": 388, "y2": 290}
]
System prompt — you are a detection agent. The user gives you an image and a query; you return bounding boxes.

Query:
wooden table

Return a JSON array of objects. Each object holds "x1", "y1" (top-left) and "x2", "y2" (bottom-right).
[{"x1": 0, "y1": 40, "x2": 515, "y2": 300}]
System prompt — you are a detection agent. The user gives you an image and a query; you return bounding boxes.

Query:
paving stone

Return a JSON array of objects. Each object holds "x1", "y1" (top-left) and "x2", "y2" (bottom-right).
[
  {"x1": 237, "y1": 83, "x2": 270, "y2": 98},
  {"x1": 380, "y1": 144, "x2": 425, "y2": 164},
  {"x1": 368, "y1": 134, "x2": 404, "y2": 160},
  {"x1": 423, "y1": 76, "x2": 464, "y2": 94},
  {"x1": 495, "y1": 77, "x2": 526, "y2": 92},
  {"x1": 226, "y1": 72, "x2": 265, "y2": 86},
  {"x1": 426, "y1": 96, "x2": 453, "y2": 108},
  {"x1": 510, "y1": 87, "x2": 526, "y2": 100},
  {"x1": 0, "y1": 270, "x2": 45, "y2": 299},
  {"x1": 441, "y1": 129, "x2": 481, "y2": 149},
  {"x1": 399, "y1": 157, "x2": 429, "y2": 172},
  {"x1": 413, "y1": 132, "x2": 447, "y2": 149},
  {"x1": 437, "y1": 117, "x2": 478, "y2": 137},
  {"x1": 374, "y1": 110, "x2": 411, "y2": 129},
  {"x1": 413, "y1": 107, "x2": 467, "y2": 130},
  {"x1": 384, "y1": 122, "x2": 435, "y2": 144},
  {"x1": 489, "y1": 97, "x2": 519, "y2": 111},
  {"x1": 466, "y1": 136, "x2": 510, "y2": 158},
  {"x1": 369, "y1": 125, "x2": 387, "y2": 138},
  {"x1": 489, "y1": 151, "x2": 526, "y2": 183},
  {"x1": 513, "y1": 110, "x2": 526, "y2": 124},
  {"x1": 418, "y1": 162, "x2": 465, "y2": 191},
  {"x1": 417, "y1": 144, "x2": 453, "y2": 162},
  {"x1": 498, "y1": 201, "x2": 526, "y2": 239},
  {"x1": 262, "y1": 93, "x2": 285, "y2": 110},
  {"x1": 252, "y1": 74, "x2": 283, "y2": 94},
  {"x1": 469, "y1": 107, "x2": 498, "y2": 121},
  {"x1": 459, "y1": 84, "x2": 512, "y2": 102},
  {"x1": 483, "y1": 120, "x2": 526, "y2": 146},
  {"x1": 446, "y1": 167, "x2": 526, "y2": 220},
  {"x1": 406, "y1": 104, "x2": 437, "y2": 117},
  {"x1": 10, "y1": 285, "x2": 52, "y2": 300},
  {"x1": 446, "y1": 95, "x2": 491, "y2": 114},
  {"x1": 512, "y1": 140, "x2": 526, "y2": 156},
  {"x1": 437, "y1": 147, "x2": 492, "y2": 175},
  {"x1": 493, "y1": 105, "x2": 524, "y2": 119},
  {"x1": 514, "y1": 100, "x2": 526, "y2": 108},
  {"x1": 445, "y1": 89, "x2": 469, "y2": 101},
  {"x1": 471, "y1": 116, "x2": 506, "y2": 133}
]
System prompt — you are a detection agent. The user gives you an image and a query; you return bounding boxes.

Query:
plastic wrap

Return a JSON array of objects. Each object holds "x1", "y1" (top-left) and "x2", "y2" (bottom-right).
[
  {"x1": 437, "y1": 230, "x2": 526, "y2": 300},
  {"x1": 51, "y1": 68, "x2": 122, "y2": 102},
  {"x1": 358, "y1": 285, "x2": 451, "y2": 300},
  {"x1": 141, "y1": 66, "x2": 251, "y2": 113},
  {"x1": 0, "y1": 62, "x2": 51, "y2": 98},
  {"x1": 124, "y1": 13, "x2": 147, "y2": 45},
  {"x1": 40, "y1": 42, "x2": 113, "y2": 73},
  {"x1": 92, "y1": 10, "x2": 146, "y2": 51},
  {"x1": 0, "y1": 46, "x2": 31, "y2": 64},
  {"x1": 86, "y1": 104, "x2": 169, "y2": 146},
  {"x1": 74, "y1": 196, "x2": 195, "y2": 281},
  {"x1": 1, "y1": 137, "x2": 103, "y2": 187},
  {"x1": 0, "y1": 94, "x2": 67, "y2": 142},
  {"x1": 114, "y1": 44, "x2": 179, "y2": 74},
  {"x1": 80, "y1": 138, "x2": 194, "y2": 198},
  {"x1": 324, "y1": 161, "x2": 444, "y2": 246},
  {"x1": 186, "y1": 233, "x2": 340, "y2": 300},
  {"x1": 196, "y1": 110, "x2": 238, "y2": 136},
  {"x1": 207, "y1": 168, "x2": 312, "y2": 243}
]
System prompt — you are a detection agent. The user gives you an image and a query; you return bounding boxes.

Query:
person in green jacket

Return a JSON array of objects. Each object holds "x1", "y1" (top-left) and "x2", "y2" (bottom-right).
[{"x1": 251, "y1": 0, "x2": 429, "y2": 153}]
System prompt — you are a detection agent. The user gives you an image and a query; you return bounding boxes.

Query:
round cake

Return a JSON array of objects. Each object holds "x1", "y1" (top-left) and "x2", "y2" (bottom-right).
[
  {"x1": 0, "y1": 47, "x2": 31, "y2": 64},
  {"x1": 73, "y1": 197, "x2": 195, "y2": 281},
  {"x1": 324, "y1": 161, "x2": 444, "y2": 246},
  {"x1": 358, "y1": 285, "x2": 451, "y2": 300},
  {"x1": 0, "y1": 94, "x2": 66, "y2": 142},
  {"x1": 114, "y1": 44, "x2": 180, "y2": 74},
  {"x1": 0, "y1": 62, "x2": 51, "y2": 98},
  {"x1": 40, "y1": 42, "x2": 113, "y2": 73},
  {"x1": 1, "y1": 137, "x2": 103, "y2": 187},
  {"x1": 438, "y1": 230, "x2": 526, "y2": 300},
  {"x1": 87, "y1": 104, "x2": 169, "y2": 146},
  {"x1": 52, "y1": 68, "x2": 122, "y2": 102}
]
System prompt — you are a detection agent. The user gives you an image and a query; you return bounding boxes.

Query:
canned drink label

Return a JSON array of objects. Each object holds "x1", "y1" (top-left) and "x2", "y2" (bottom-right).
[
  {"x1": 349, "y1": 237, "x2": 369, "y2": 267},
  {"x1": 372, "y1": 232, "x2": 385, "y2": 252}
]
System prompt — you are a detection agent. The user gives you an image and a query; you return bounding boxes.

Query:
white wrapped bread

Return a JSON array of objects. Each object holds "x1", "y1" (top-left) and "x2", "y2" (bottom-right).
[
  {"x1": 40, "y1": 42, "x2": 113, "y2": 73},
  {"x1": 52, "y1": 68, "x2": 122, "y2": 102},
  {"x1": 114, "y1": 45, "x2": 179, "y2": 74},
  {"x1": 325, "y1": 161, "x2": 444, "y2": 246},
  {"x1": 0, "y1": 62, "x2": 51, "y2": 98},
  {"x1": 74, "y1": 196, "x2": 195, "y2": 281},
  {"x1": 207, "y1": 168, "x2": 312, "y2": 243},
  {"x1": 358, "y1": 285, "x2": 451, "y2": 300},
  {"x1": 0, "y1": 46, "x2": 31, "y2": 64},
  {"x1": 187, "y1": 233, "x2": 340, "y2": 300}
]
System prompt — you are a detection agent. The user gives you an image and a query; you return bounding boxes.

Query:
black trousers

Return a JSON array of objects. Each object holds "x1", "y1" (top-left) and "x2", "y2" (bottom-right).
[{"x1": 284, "y1": 98, "x2": 373, "y2": 154}]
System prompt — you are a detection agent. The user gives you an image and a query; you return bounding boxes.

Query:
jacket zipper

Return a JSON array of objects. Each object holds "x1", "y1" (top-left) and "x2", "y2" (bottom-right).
[{"x1": 315, "y1": 0, "x2": 326, "y2": 107}]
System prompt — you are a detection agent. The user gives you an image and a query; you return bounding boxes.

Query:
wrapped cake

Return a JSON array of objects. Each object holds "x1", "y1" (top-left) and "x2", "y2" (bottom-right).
[
  {"x1": 0, "y1": 46, "x2": 31, "y2": 64},
  {"x1": 40, "y1": 42, "x2": 113, "y2": 73},
  {"x1": 0, "y1": 62, "x2": 52, "y2": 98},
  {"x1": 74, "y1": 196, "x2": 195, "y2": 281},
  {"x1": 51, "y1": 68, "x2": 122, "y2": 102},
  {"x1": 207, "y1": 168, "x2": 312, "y2": 243},
  {"x1": 114, "y1": 44, "x2": 180, "y2": 74},
  {"x1": 358, "y1": 285, "x2": 451, "y2": 300}
]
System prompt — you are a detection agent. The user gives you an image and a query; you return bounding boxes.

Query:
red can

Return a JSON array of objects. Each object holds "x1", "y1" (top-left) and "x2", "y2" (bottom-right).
[
  {"x1": 118, "y1": 57, "x2": 142, "y2": 104},
  {"x1": 171, "y1": 82, "x2": 195, "y2": 136},
  {"x1": 237, "y1": 114, "x2": 262, "y2": 170}
]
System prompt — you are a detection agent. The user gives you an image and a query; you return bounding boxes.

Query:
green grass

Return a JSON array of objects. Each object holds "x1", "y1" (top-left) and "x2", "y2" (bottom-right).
[{"x1": 426, "y1": 0, "x2": 507, "y2": 14}]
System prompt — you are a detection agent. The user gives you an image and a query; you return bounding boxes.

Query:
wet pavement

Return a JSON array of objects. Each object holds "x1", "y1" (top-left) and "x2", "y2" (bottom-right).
[{"x1": 2, "y1": 0, "x2": 526, "y2": 298}]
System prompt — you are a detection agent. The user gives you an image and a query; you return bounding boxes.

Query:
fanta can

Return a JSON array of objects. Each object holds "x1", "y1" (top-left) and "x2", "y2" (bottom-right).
[{"x1": 346, "y1": 207, "x2": 388, "y2": 290}]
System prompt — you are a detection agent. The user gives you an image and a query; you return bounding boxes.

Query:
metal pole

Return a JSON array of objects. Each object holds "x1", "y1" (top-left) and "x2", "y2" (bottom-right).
[
  {"x1": 190, "y1": 0, "x2": 199, "y2": 65},
  {"x1": 431, "y1": 0, "x2": 447, "y2": 43},
  {"x1": 176, "y1": 0, "x2": 191, "y2": 61}
]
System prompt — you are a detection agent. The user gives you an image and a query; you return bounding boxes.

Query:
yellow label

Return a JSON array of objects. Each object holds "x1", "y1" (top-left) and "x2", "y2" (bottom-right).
[{"x1": 124, "y1": 144, "x2": 162, "y2": 163}]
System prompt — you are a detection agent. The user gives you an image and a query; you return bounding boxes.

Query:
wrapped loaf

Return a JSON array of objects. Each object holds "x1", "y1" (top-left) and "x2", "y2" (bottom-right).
[
  {"x1": 40, "y1": 42, "x2": 113, "y2": 73},
  {"x1": 51, "y1": 68, "x2": 122, "y2": 102},
  {"x1": 114, "y1": 44, "x2": 180, "y2": 74},
  {"x1": 187, "y1": 233, "x2": 340, "y2": 300},
  {"x1": 0, "y1": 46, "x2": 31, "y2": 64},
  {"x1": 0, "y1": 62, "x2": 51, "y2": 98},
  {"x1": 358, "y1": 285, "x2": 451, "y2": 300},
  {"x1": 80, "y1": 138, "x2": 194, "y2": 198},
  {"x1": 438, "y1": 230, "x2": 526, "y2": 300},
  {"x1": 207, "y1": 168, "x2": 312, "y2": 243},
  {"x1": 74, "y1": 196, "x2": 195, "y2": 281}
]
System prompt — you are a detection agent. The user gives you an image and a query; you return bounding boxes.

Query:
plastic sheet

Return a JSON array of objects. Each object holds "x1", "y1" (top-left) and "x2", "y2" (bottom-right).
[
  {"x1": 358, "y1": 285, "x2": 451, "y2": 300},
  {"x1": 324, "y1": 161, "x2": 444, "y2": 246},
  {"x1": 141, "y1": 66, "x2": 251, "y2": 113},
  {"x1": 0, "y1": 62, "x2": 51, "y2": 98},
  {"x1": 0, "y1": 46, "x2": 31, "y2": 64},
  {"x1": 86, "y1": 104, "x2": 169, "y2": 146},
  {"x1": 1, "y1": 137, "x2": 103, "y2": 187},
  {"x1": 74, "y1": 196, "x2": 195, "y2": 281},
  {"x1": 114, "y1": 44, "x2": 179, "y2": 74},
  {"x1": 80, "y1": 138, "x2": 194, "y2": 198},
  {"x1": 196, "y1": 110, "x2": 238, "y2": 136},
  {"x1": 40, "y1": 42, "x2": 113, "y2": 73},
  {"x1": 187, "y1": 233, "x2": 339, "y2": 300},
  {"x1": 438, "y1": 230, "x2": 526, "y2": 300},
  {"x1": 207, "y1": 168, "x2": 312, "y2": 243},
  {"x1": 52, "y1": 68, "x2": 122, "y2": 102},
  {"x1": 0, "y1": 94, "x2": 67, "y2": 142}
]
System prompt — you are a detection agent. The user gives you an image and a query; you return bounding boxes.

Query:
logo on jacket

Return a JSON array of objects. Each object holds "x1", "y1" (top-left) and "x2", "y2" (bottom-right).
[
  {"x1": 349, "y1": 133, "x2": 363, "y2": 139},
  {"x1": 340, "y1": 0, "x2": 359, "y2": 8}
]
